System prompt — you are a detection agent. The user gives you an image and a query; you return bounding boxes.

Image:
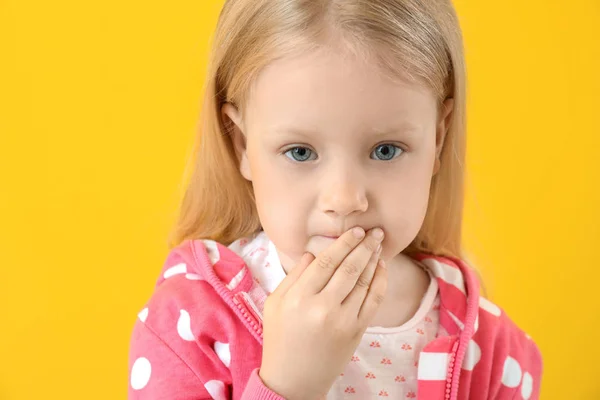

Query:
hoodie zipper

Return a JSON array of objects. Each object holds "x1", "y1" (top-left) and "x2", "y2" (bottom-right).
[
  {"x1": 445, "y1": 339, "x2": 459, "y2": 400},
  {"x1": 233, "y1": 292, "x2": 264, "y2": 340},
  {"x1": 191, "y1": 240, "x2": 265, "y2": 342}
]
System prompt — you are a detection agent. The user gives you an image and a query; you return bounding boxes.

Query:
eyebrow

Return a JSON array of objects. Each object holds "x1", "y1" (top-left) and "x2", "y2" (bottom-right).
[
  {"x1": 368, "y1": 123, "x2": 423, "y2": 138},
  {"x1": 271, "y1": 122, "x2": 423, "y2": 138}
]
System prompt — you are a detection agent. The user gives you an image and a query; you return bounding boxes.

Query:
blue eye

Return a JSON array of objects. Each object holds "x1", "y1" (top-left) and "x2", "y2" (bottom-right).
[
  {"x1": 284, "y1": 147, "x2": 317, "y2": 162},
  {"x1": 371, "y1": 144, "x2": 403, "y2": 161}
]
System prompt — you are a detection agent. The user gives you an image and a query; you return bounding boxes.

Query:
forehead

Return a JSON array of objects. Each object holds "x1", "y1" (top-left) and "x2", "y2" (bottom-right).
[{"x1": 245, "y1": 48, "x2": 437, "y2": 134}]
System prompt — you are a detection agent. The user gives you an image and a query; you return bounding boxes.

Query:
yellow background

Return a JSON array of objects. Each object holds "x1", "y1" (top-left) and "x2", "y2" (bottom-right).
[{"x1": 1, "y1": 0, "x2": 598, "y2": 398}]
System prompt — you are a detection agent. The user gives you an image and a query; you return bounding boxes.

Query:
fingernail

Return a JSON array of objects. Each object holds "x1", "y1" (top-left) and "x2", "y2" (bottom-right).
[
  {"x1": 379, "y1": 259, "x2": 386, "y2": 269},
  {"x1": 352, "y1": 227, "x2": 365, "y2": 239},
  {"x1": 372, "y1": 228, "x2": 384, "y2": 240}
]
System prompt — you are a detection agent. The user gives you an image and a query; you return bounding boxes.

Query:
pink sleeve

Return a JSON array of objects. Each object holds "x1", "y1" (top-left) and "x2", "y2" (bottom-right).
[
  {"x1": 492, "y1": 316, "x2": 543, "y2": 400},
  {"x1": 508, "y1": 338, "x2": 543, "y2": 400},
  {"x1": 489, "y1": 328, "x2": 543, "y2": 400},
  {"x1": 129, "y1": 317, "x2": 286, "y2": 400},
  {"x1": 128, "y1": 319, "x2": 216, "y2": 399},
  {"x1": 241, "y1": 369, "x2": 287, "y2": 400}
]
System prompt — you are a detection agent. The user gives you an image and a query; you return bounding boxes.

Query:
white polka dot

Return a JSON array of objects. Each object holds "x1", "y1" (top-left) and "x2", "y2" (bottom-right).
[
  {"x1": 225, "y1": 268, "x2": 246, "y2": 290},
  {"x1": 501, "y1": 356, "x2": 522, "y2": 388},
  {"x1": 204, "y1": 380, "x2": 227, "y2": 400},
  {"x1": 462, "y1": 340, "x2": 481, "y2": 371},
  {"x1": 417, "y1": 352, "x2": 449, "y2": 380},
  {"x1": 203, "y1": 240, "x2": 221, "y2": 265},
  {"x1": 422, "y1": 259, "x2": 465, "y2": 294},
  {"x1": 164, "y1": 263, "x2": 187, "y2": 279},
  {"x1": 521, "y1": 372, "x2": 533, "y2": 399},
  {"x1": 177, "y1": 309, "x2": 195, "y2": 341},
  {"x1": 214, "y1": 341, "x2": 231, "y2": 367},
  {"x1": 185, "y1": 273, "x2": 202, "y2": 280},
  {"x1": 138, "y1": 307, "x2": 148, "y2": 323},
  {"x1": 447, "y1": 310, "x2": 465, "y2": 330},
  {"x1": 479, "y1": 297, "x2": 501, "y2": 317},
  {"x1": 130, "y1": 357, "x2": 151, "y2": 390}
]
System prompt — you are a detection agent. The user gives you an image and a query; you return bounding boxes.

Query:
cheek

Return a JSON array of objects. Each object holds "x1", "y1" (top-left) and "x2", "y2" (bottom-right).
[
  {"x1": 249, "y1": 148, "x2": 313, "y2": 211},
  {"x1": 247, "y1": 152, "x2": 313, "y2": 256},
  {"x1": 378, "y1": 166, "x2": 432, "y2": 256},
  {"x1": 251, "y1": 161, "x2": 305, "y2": 216}
]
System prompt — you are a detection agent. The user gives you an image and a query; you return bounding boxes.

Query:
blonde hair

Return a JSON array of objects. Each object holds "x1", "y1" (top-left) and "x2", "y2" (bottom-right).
[{"x1": 168, "y1": 0, "x2": 468, "y2": 261}]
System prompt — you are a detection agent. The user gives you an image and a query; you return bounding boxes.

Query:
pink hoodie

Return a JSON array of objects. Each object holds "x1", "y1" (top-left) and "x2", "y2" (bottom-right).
[{"x1": 128, "y1": 238, "x2": 543, "y2": 399}]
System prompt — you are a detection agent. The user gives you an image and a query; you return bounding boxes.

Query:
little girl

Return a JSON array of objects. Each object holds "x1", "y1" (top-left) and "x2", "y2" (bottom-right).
[{"x1": 128, "y1": 0, "x2": 543, "y2": 399}]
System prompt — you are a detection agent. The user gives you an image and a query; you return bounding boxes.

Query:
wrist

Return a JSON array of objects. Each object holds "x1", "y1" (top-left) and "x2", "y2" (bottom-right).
[{"x1": 258, "y1": 368, "x2": 319, "y2": 400}]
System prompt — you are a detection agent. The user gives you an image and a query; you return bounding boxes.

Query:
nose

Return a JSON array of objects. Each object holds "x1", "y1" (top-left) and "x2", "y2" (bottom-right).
[{"x1": 319, "y1": 168, "x2": 369, "y2": 217}]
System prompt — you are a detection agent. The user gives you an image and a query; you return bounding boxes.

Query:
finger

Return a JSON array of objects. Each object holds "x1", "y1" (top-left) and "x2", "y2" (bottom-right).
[
  {"x1": 293, "y1": 228, "x2": 365, "y2": 294},
  {"x1": 357, "y1": 259, "x2": 388, "y2": 325},
  {"x1": 271, "y1": 252, "x2": 315, "y2": 297},
  {"x1": 319, "y1": 228, "x2": 384, "y2": 303},
  {"x1": 294, "y1": 227, "x2": 366, "y2": 294},
  {"x1": 340, "y1": 245, "x2": 381, "y2": 311}
]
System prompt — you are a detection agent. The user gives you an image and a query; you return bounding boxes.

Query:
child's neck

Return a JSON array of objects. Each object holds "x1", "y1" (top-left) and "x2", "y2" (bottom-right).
[{"x1": 368, "y1": 252, "x2": 431, "y2": 328}]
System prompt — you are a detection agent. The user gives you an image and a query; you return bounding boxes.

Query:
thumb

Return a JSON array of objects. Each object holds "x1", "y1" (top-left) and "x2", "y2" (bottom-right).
[{"x1": 272, "y1": 252, "x2": 315, "y2": 296}]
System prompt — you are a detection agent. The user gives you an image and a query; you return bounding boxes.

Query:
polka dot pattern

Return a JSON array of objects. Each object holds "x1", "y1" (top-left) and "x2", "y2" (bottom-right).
[
  {"x1": 447, "y1": 310, "x2": 465, "y2": 330},
  {"x1": 225, "y1": 268, "x2": 246, "y2": 290},
  {"x1": 462, "y1": 340, "x2": 481, "y2": 371},
  {"x1": 423, "y1": 259, "x2": 466, "y2": 294},
  {"x1": 204, "y1": 380, "x2": 227, "y2": 400},
  {"x1": 177, "y1": 309, "x2": 195, "y2": 341},
  {"x1": 479, "y1": 297, "x2": 501, "y2": 317},
  {"x1": 501, "y1": 356, "x2": 522, "y2": 388},
  {"x1": 138, "y1": 307, "x2": 148, "y2": 323},
  {"x1": 203, "y1": 240, "x2": 221, "y2": 265},
  {"x1": 417, "y1": 352, "x2": 449, "y2": 380},
  {"x1": 521, "y1": 371, "x2": 533, "y2": 399},
  {"x1": 164, "y1": 263, "x2": 187, "y2": 279},
  {"x1": 214, "y1": 341, "x2": 231, "y2": 367},
  {"x1": 186, "y1": 273, "x2": 202, "y2": 280},
  {"x1": 130, "y1": 357, "x2": 152, "y2": 390}
]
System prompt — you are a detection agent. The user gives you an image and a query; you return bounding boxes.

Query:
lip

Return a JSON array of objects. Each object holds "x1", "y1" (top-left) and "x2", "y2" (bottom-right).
[
  {"x1": 318, "y1": 234, "x2": 341, "y2": 239},
  {"x1": 317, "y1": 227, "x2": 376, "y2": 240}
]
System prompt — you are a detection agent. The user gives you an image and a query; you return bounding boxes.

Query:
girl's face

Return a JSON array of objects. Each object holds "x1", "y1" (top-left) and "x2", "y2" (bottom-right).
[{"x1": 224, "y1": 47, "x2": 453, "y2": 273}]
